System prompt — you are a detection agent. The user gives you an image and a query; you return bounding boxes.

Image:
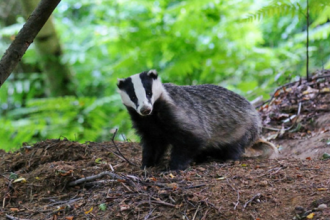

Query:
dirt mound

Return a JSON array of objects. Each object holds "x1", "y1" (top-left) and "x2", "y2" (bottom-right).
[
  {"x1": 1, "y1": 137, "x2": 330, "y2": 220},
  {"x1": 259, "y1": 71, "x2": 330, "y2": 159}
]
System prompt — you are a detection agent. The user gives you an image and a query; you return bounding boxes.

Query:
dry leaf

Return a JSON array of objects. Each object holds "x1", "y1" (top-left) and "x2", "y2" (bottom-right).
[
  {"x1": 306, "y1": 212, "x2": 315, "y2": 219},
  {"x1": 317, "y1": 188, "x2": 328, "y2": 191},
  {"x1": 274, "y1": 89, "x2": 281, "y2": 97},
  {"x1": 84, "y1": 207, "x2": 93, "y2": 214},
  {"x1": 120, "y1": 204, "x2": 130, "y2": 211},
  {"x1": 13, "y1": 177, "x2": 26, "y2": 183},
  {"x1": 166, "y1": 183, "x2": 178, "y2": 190},
  {"x1": 59, "y1": 170, "x2": 73, "y2": 176},
  {"x1": 320, "y1": 87, "x2": 330, "y2": 92}
]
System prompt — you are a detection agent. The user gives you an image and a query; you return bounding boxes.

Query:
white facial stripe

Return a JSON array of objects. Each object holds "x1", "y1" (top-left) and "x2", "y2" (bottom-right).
[
  {"x1": 119, "y1": 90, "x2": 135, "y2": 108},
  {"x1": 151, "y1": 78, "x2": 163, "y2": 103},
  {"x1": 131, "y1": 74, "x2": 152, "y2": 114}
]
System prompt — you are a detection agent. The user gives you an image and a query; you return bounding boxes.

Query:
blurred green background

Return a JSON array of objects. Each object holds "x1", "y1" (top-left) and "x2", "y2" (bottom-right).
[{"x1": 0, "y1": 0, "x2": 329, "y2": 151}]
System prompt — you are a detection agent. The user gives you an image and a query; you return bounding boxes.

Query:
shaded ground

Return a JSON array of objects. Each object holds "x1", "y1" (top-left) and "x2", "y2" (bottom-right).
[
  {"x1": 1, "y1": 138, "x2": 330, "y2": 220},
  {"x1": 1, "y1": 72, "x2": 330, "y2": 220}
]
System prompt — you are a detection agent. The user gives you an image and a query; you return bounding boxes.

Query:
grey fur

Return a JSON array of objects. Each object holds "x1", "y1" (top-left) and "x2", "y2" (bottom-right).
[
  {"x1": 118, "y1": 70, "x2": 262, "y2": 170},
  {"x1": 163, "y1": 83, "x2": 261, "y2": 149}
]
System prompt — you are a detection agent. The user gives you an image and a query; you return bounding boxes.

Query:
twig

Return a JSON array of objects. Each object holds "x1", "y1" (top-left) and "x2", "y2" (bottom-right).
[
  {"x1": 68, "y1": 171, "x2": 124, "y2": 186},
  {"x1": 5, "y1": 215, "x2": 31, "y2": 220},
  {"x1": 144, "y1": 208, "x2": 156, "y2": 220},
  {"x1": 256, "y1": 80, "x2": 300, "y2": 108},
  {"x1": 84, "y1": 179, "x2": 117, "y2": 187},
  {"x1": 46, "y1": 197, "x2": 83, "y2": 207},
  {"x1": 257, "y1": 167, "x2": 283, "y2": 178},
  {"x1": 201, "y1": 208, "x2": 210, "y2": 220},
  {"x1": 151, "y1": 199, "x2": 176, "y2": 207},
  {"x1": 283, "y1": 102, "x2": 302, "y2": 132},
  {"x1": 121, "y1": 183, "x2": 133, "y2": 192},
  {"x1": 192, "y1": 203, "x2": 201, "y2": 220},
  {"x1": 263, "y1": 102, "x2": 302, "y2": 133},
  {"x1": 185, "y1": 184, "x2": 206, "y2": 189},
  {"x1": 111, "y1": 129, "x2": 137, "y2": 166},
  {"x1": 226, "y1": 179, "x2": 240, "y2": 210},
  {"x1": 201, "y1": 200, "x2": 221, "y2": 214},
  {"x1": 306, "y1": 0, "x2": 310, "y2": 81},
  {"x1": 243, "y1": 193, "x2": 261, "y2": 210}
]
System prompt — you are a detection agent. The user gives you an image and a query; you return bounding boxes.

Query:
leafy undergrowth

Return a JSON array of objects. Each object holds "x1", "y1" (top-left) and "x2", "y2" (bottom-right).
[{"x1": 1, "y1": 72, "x2": 330, "y2": 220}]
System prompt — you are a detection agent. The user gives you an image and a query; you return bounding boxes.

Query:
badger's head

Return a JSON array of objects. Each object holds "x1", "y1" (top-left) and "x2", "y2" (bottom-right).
[{"x1": 117, "y1": 70, "x2": 163, "y2": 116}]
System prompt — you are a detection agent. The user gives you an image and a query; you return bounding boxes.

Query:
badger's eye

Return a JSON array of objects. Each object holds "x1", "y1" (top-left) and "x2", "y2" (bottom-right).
[
  {"x1": 146, "y1": 91, "x2": 152, "y2": 98},
  {"x1": 131, "y1": 96, "x2": 137, "y2": 102}
]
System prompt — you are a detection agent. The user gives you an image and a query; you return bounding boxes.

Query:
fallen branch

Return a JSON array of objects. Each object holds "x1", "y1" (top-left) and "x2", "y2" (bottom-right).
[{"x1": 68, "y1": 171, "x2": 124, "y2": 186}]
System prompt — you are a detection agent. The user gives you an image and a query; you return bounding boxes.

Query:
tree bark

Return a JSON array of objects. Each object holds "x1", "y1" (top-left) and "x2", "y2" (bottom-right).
[
  {"x1": 20, "y1": 0, "x2": 76, "y2": 96},
  {"x1": 0, "y1": 0, "x2": 61, "y2": 91}
]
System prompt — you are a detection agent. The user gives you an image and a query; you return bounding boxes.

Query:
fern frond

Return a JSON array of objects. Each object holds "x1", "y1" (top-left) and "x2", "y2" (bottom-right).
[
  {"x1": 310, "y1": 5, "x2": 330, "y2": 28},
  {"x1": 242, "y1": 1, "x2": 302, "y2": 22},
  {"x1": 309, "y1": 0, "x2": 330, "y2": 22}
]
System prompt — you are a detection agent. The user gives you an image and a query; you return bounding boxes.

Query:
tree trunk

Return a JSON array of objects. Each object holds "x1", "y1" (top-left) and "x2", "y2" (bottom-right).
[
  {"x1": 0, "y1": 0, "x2": 63, "y2": 95},
  {"x1": 20, "y1": 0, "x2": 76, "y2": 97}
]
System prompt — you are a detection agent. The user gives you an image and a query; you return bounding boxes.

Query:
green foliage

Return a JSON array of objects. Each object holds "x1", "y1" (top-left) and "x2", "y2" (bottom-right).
[
  {"x1": 0, "y1": 95, "x2": 127, "y2": 151},
  {"x1": 1, "y1": 0, "x2": 330, "y2": 151},
  {"x1": 243, "y1": 0, "x2": 330, "y2": 22}
]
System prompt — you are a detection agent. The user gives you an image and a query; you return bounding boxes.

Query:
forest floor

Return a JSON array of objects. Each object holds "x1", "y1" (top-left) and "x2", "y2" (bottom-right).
[{"x1": 1, "y1": 72, "x2": 330, "y2": 220}]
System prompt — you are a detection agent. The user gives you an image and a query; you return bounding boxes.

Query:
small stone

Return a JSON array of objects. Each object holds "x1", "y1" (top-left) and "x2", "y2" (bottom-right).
[
  {"x1": 316, "y1": 204, "x2": 327, "y2": 210},
  {"x1": 259, "y1": 180, "x2": 268, "y2": 186}
]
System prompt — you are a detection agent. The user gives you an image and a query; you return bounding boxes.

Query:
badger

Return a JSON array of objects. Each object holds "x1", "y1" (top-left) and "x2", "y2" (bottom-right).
[{"x1": 117, "y1": 70, "x2": 274, "y2": 170}]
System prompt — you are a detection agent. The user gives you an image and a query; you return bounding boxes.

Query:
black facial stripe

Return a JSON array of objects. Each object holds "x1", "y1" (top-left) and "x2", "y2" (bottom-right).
[
  {"x1": 139, "y1": 71, "x2": 153, "y2": 103},
  {"x1": 122, "y1": 77, "x2": 139, "y2": 108}
]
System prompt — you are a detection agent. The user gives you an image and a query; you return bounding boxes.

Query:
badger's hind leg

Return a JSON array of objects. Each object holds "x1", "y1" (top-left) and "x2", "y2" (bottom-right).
[
  {"x1": 141, "y1": 138, "x2": 169, "y2": 169},
  {"x1": 169, "y1": 137, "x2": 204, "y2": 171},
  {"x1": 194, "y1": 144, "x2": 245, "y2": 163}
]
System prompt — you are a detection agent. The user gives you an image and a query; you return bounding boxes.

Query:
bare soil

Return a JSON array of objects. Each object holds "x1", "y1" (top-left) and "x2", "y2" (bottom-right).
[{"x1": 1, "y1": 73, "x2": 330, "y2": 220}]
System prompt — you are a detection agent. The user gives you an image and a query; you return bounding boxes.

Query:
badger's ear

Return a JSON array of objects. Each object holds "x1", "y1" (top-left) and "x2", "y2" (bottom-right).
[
  {"x1": 117, "y1": 78, "x2": 125, "y2": 89},
  {"x1": 147, "y1": 70, "x2": 158, "y2": 79}
]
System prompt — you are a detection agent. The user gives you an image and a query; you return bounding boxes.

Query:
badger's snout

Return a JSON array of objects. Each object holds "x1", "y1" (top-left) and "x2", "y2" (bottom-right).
[{"x1": 140, "y1": 106, "x2": 152, "y2": 116}]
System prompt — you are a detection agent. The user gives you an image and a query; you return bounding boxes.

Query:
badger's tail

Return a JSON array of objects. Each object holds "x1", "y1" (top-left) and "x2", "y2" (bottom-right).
[{"x1": 243, "y1": 139, "x2": 279, "y2": 159}]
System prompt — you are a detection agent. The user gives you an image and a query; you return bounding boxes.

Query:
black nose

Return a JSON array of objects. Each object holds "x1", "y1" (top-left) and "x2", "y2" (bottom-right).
[{"x1": 141, "y1": 107, "x2": 152, "y2": 115}]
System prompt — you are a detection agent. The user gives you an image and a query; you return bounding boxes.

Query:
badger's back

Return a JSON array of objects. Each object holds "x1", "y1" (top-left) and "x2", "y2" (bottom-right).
[
  {"x1": 117, "y1": 70, "x2": 263, "y2": 170},
  {"x1": 163, "y1": 83, "x2": 261, "y2": 148}
]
